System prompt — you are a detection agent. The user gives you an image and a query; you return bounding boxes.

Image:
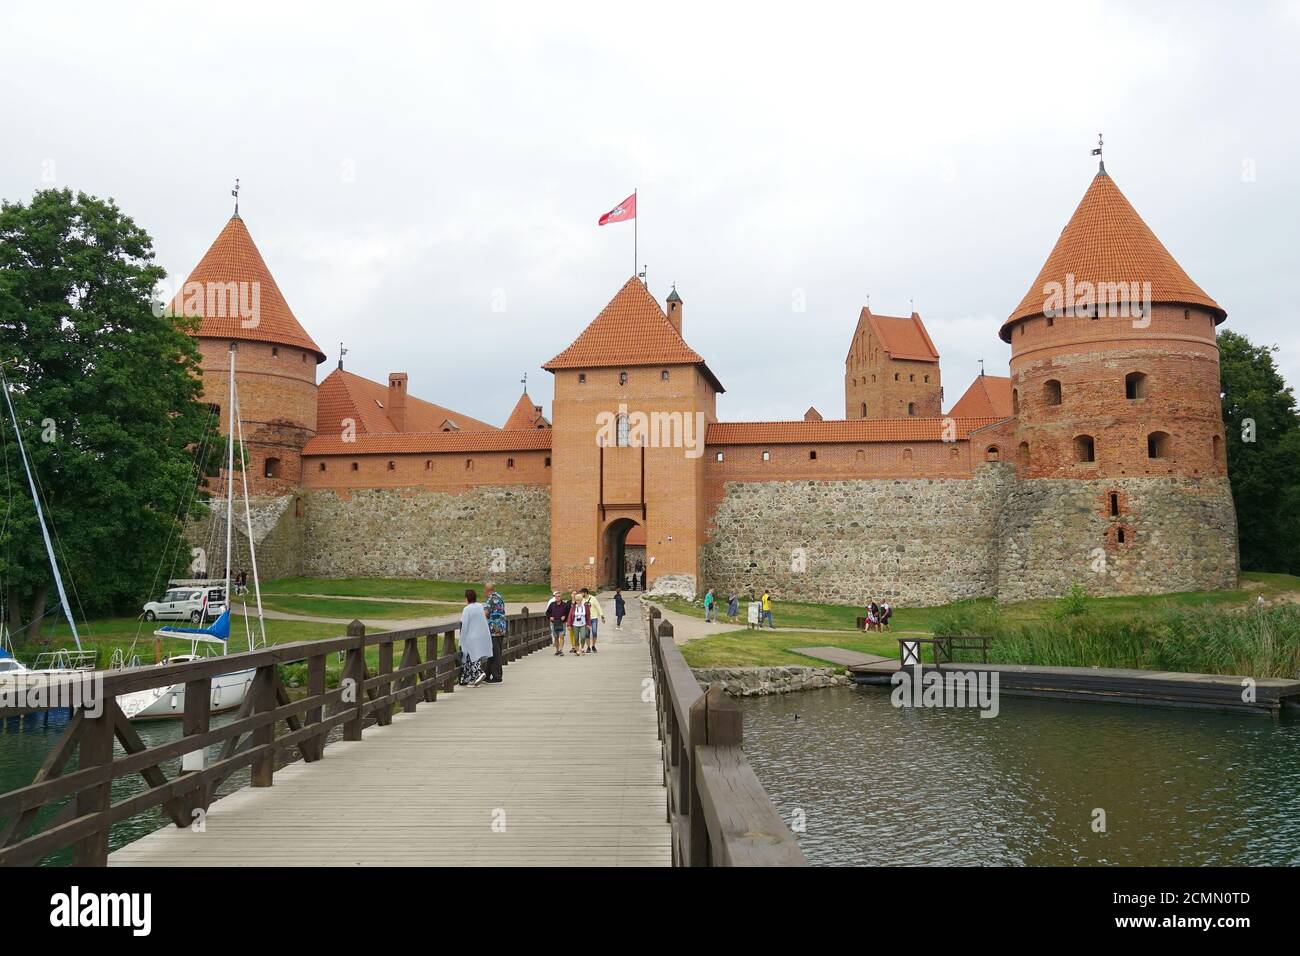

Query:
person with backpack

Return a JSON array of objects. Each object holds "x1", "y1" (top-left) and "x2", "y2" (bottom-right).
[{"x1": 703, "y1": 588, "x2": 716, "y2": 623}]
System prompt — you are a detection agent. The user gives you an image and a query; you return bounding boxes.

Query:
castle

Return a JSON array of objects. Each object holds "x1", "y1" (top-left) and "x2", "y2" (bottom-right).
[{"x1": 181, "y1": 164, "x2": 1240, "y2": 605}]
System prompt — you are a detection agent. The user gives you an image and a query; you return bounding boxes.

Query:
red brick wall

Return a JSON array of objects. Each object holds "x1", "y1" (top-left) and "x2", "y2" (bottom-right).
[
  {"x1": 301, "y1": 449, "x2": 551, "y2": 493},
  {"x1": 1008, "y1": 304, "x2": 1227, "y2": 479},
  {"x1": 197, "y1": 338, "x2": 319, "y2": 496},
  {"x1": 845, "y1": 325, "x2": 942, "y2": 419}
]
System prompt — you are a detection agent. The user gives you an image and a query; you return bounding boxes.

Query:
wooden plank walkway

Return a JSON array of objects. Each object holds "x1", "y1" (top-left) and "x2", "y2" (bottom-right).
[{"x1": 109, "y1": 619, "x2": 670, "y2": 867}]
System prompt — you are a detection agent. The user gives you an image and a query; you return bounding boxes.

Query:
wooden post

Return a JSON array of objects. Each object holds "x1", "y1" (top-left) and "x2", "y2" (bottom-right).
[
  {"x1": 442, "y1": 630, "x2": 457, "y2": 693},
  {"x1": 687, "y1": 691, "x2": 710, "y2": 866},
  {"x1": 305, "y1": 652, "x2": 326, "y2": 760},
  {"x1": 703, "y1": 683, "x2": 742, "y2": 747},
  {"x1": 377, "y1": 635, "x2": 394, "y2": 726},
  {"x1": 71, "y1": 708, "x2": 114, "y2": 866},
  {"x1": 250, "y1": 665, "x2": 277, "y2": 787},
  {"x1": 400, "y1": 637, "x2": 420, "y2": 714},
  {"x1": 344, "y1": 619, "x2": 366, "y2": 741},
  {"x1": 180, "y1": 675, "x2": 213, "y2": 816},
  {"x1": 424, "y1": 632, "x2": 438, "y2": 702}
]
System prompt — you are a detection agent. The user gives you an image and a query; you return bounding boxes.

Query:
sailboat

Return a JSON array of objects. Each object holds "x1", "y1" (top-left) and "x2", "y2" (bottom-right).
[
  {"x1": 116, "y1": 347, "x2": 268, "y2": 720},
  {"x1": 0, "y1": 367, "x2": 98, "y2": 689}
]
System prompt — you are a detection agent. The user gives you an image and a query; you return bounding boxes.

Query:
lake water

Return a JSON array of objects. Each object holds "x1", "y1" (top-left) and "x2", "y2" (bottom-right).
[{"x1": 738, "y1": 686, "x2": 1300, "y2": 866}]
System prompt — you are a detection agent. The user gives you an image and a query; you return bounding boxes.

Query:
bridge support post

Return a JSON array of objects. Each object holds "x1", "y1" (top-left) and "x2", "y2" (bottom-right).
[
  {"x1": 71, "y1": 708, "x2": 114, "y2": 866},
  {"x1": 442, "y1": 630, "x2": 457, "y2": 694},
  {"x1": 180, "y1": 675, "x2": 213, "y2": 814},
  {"x1": 304, "y1": 653, "x2": 326, "y2": 760},
  {"x1": 250, "y1": 665, "x2": 277, "y2": 787},
  {"x1": 344, "y1": 619, "x2": 367, "y2": 741}
]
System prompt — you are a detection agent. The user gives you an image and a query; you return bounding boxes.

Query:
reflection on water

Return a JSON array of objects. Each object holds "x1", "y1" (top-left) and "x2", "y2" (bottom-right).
[
  {"x1": 738, "y1": 686, "x2": 1300, "y2": 866},
  {"x1": 1, "y1": 709, "x2": 251, "y2": 866}
]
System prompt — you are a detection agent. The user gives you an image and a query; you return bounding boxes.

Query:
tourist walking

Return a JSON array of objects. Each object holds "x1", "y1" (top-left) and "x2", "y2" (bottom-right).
[
  {"x1": 568, "y1": 590, "x2": 592, "y2": 655},
  {"x1": 483, "y1": 583, "x2": 507, "y2": 683},
  {"x1": 761, "y1": 589, "x2": 774, "y2": 629},
  {"x1": 567, "y1": 591, "x2": 581, "y2": 653},
  {"x1": 587, "y1": 588, "x2": 605, "y2": 652},
  {"x1": 865, "y1": 600, "x2": 879, "y2": 632},
  {"x1": 703, "y1": 588, "x2": 716, "y2": 623},
  {"x1": 726, "y1": 592, "x2": 739, "y2": 623},
  {"x1": 635, "y1": 559, "x2": 644, "y2": 591},
  {"x1": 614, "y1": 589, "x2": 626, "y2": 629},
  {"x1": 546, "y1": 590, "x2": 569, "y2": 656},
  {"x1": 458, "y1": 589, "x2": 492, "y2": 687},
  {"x1": 881, "y1": 600, "x2": 893, "y2": 631}
]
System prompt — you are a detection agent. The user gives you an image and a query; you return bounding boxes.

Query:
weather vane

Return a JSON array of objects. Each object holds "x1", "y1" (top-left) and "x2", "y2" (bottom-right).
[
  {"x1": 1092, "y1": 132, "x2": 1104, "y2": 172},
  {"x1": 338, "y1": 341, "x2": 348, "y2": 370},
  {"x1": 978, "y1": 358, "x2": 985, "y2": 377},
  {"x1": 231, "y1": 178, "x2": 240, "y2": 216},
  {"x1": 521, "y1": 372, "x2": 528, "y2": 393}
]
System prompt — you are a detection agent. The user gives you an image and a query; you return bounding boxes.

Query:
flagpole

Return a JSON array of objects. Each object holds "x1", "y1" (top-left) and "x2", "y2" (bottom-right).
[{"x1": 634, "y1": 188, "x2": 638, "y2": 280}]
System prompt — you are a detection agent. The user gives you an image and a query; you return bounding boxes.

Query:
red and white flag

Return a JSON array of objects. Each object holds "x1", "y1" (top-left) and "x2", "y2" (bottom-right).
[{"x1": 598, "y1": 192, "x2": 636, "y2": 226}]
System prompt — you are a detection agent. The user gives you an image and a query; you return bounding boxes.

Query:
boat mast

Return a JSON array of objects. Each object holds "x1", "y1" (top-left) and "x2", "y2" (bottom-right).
[
  {"x1": 0, "y1": 369, "x2": 81, "y2": 651},
  {"x1": 224, "y1": 346, "x2": 236, "y2": 655},
  {"x1": 233, "y1": 389, "x2": 267, "y2": 650}
]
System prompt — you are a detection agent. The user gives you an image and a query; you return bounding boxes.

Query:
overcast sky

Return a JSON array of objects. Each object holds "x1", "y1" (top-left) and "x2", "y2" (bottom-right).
[{"x1": 3, "y1": 1, "x2": 1298, "y2": 426}]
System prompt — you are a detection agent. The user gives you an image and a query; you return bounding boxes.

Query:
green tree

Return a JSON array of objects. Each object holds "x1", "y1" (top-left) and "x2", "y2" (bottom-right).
[
  {"x1": 1218, "y1": 328, "x2": 1300, "y2": 574},
  {"x1": 0, "y1": 188, "x2": 215, "y2": 642}
]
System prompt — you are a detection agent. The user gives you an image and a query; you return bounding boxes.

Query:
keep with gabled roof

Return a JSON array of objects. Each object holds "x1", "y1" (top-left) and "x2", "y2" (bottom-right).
[
  {"x1": 544, "y1": 278, "x2": 724, "y2": 392},
  {"x1": 848, "y1": 308, "x2": 940, "y2": 364},
  {"x1": 177, "y1": 214, "x2": 326, "y2": 361},
  {"x1": 1003, "y1": 169, "x2": 1224, "y2": 340}
]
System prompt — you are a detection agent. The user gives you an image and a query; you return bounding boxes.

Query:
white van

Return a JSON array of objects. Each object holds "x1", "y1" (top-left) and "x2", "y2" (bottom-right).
[{"x1": 142, "y1": 586, "x2": 227, "y2": 623}]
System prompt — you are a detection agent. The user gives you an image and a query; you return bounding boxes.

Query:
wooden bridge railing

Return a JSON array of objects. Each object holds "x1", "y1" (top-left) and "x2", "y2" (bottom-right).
[
  {"x1": 645, "y1": 607, "x2": 806, "y2": 867},
  {"x1": 0, "y1": 609, "x2": 552, "y2": 867}
]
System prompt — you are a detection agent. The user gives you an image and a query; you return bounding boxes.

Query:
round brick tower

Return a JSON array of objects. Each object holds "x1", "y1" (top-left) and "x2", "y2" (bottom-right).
[
  {"x1": 176, "y1": 214, "x2": 325, "y2": 496},
  {"x1": 995, "y1": 165, "x2": 1239, "y2": 600}
]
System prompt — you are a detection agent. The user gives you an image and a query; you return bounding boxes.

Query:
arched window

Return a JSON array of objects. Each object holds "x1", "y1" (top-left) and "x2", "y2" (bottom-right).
[
  {"x1": 1147, "y1": 431, "x2": 1171, "y2": 459},
  {"x1": 861, "y1": 402, "x2": 867, "y2": 417},
  {"x1": 1074, "y1": 435, "x2": 1096, "y2": 463},
  {"x1": 1043, "y1": 379, "x2": 1062, "y2": 406},
  {"x1": 1117, "y1": 528, "x2": 1127, "y2": 544},
  {"x1": 264, "y1": 457, "x2": 282, "y2": 479},
  {"x1": 907, "y1": 402, "x2": 916, "y2": 416},
  {"x1": 761, "y1": 451, "x2": 771, "y2": 461},
  {"x1": 619, "y1": 371, "x2": 628, "y2": 386},
  {"x1": 985, "y1": 445, "x2": 1000, "y2": 462},
  {"x1": 1017, "y1": 441, "x2": 1030, "y2": 467},
  {"x1": 319, "y1": 462, "x2": 327, "y2": 472},
  {"x1": 1108, "y1": 491, "x2": 1120, "y2": 517},
  {"x1": 661, "y1": 370, "x2": 669, "y2": 381},
  {"x1": 616, "y1": 413, "x2": 630, "y2": 447},
  {"x1": 1125, "y1": 372, "x2": 1149, "y2": 400}
]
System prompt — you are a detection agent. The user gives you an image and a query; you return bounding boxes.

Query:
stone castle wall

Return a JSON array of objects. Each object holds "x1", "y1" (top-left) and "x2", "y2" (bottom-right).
[
  {"x1": 701, "y1": 466, "x2": 1238, "y2": 607},
  {"x1": 701, "y1": 465, "x2": 1016, "y2": 607},
  {"x1": 185, "y1": 494, "x2": 305, "y2": 584},
  {"x1": 300, "y1": 485, "x2": 551, "y2": 583},
  {"x1": 996, "y1": 475, "x2": 1239, "y2": 601}
]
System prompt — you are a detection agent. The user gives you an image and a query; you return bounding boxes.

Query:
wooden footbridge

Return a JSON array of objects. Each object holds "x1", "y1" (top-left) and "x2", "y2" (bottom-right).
[{"x1": 0, "y1": 600, "x2": 803, "y2": 867}]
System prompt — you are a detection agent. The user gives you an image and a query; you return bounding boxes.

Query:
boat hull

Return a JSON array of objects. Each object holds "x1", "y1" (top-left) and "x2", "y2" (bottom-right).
[{"x1": 117, "y1": 667, "x2": 256, "y2": 721}]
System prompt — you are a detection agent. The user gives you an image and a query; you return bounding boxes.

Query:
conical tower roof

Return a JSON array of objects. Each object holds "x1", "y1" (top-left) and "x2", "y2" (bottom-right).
[
  {"x1": 503, "y1": 390, "x2": 547, "y2": 430},
  {"x1": 1002, "y1": 170, "x2": 1224, "y2": 342},
  {"x1": 174, "y1": 215, "x2": 326, "y2": 361}
]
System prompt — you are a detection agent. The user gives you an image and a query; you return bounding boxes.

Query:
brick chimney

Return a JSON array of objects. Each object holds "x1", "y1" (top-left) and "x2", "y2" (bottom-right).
[
  {"x1": 665, "y1": 285, "x2": 682, "y2": 334},
  {"x1": 388, "y1": 372, "x2": 408, "y2": 431}
]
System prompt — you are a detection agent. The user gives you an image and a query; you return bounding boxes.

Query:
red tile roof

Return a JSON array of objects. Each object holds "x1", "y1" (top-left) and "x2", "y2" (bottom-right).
[
  {"x1": 315, "y1": 368, "x2": 499, "y2": 441},
  {"x1": 303, "y1": 430, "x2": 551, "y2": 456},
  {"x1": 707, "y1": 417, "x2": 1004, "y2": 445},
  {"x1": 1003, "y1": 171, "x2": 1224, "y2": 340},
  {"x1": 849, "y1": 308, "x2": 940, "y2": 363},
  {"x1": 948, "y1": 375, "x2": 1014, "y2": 419},
  {"x1": 503, "y1": 391, "x2": 549, "y2": 430},
  {"x1": 543, "y1": 278, "x2": 724, "y2": 391},
  {"x1": 175, "y1": 215, "x2": 325, "y2": 361},
  {"x1": 803, "y1": 406, "x2": 823, "y2": 421}
]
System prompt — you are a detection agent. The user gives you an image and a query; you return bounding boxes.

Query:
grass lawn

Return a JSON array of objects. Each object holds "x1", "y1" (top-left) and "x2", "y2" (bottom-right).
[
  {"x1": 255, "y1": 594, "x2": 460, "y2": 620},
  {"x1": 679, "y1": 629, "x2": 901, "y2": 668},
  {"x1": 660, "y1": 572, "x2": 1300, "y2": 635},
  {"x1": 261, "y1": 577, "x2": 553, "y2": 603}
]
